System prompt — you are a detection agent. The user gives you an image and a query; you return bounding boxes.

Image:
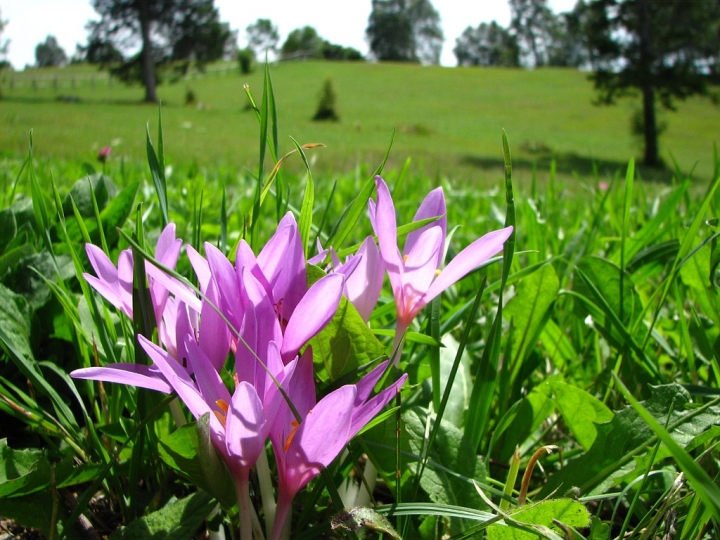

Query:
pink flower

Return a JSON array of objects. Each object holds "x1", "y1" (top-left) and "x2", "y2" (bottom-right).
[
  {"x1": 370, "y1": 176, "x2": 513, "y2": 360},
  {"x1": 269, "y1": 356, "x2": 406, "y2": 540},
  {"x1": 97, "y1": 146, "x2": 112, "y2": 163}
]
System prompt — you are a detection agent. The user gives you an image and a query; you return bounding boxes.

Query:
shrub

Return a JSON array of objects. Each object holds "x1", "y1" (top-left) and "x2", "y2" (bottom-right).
[
  {"x1": 237, "y1": 47, "x2": 255, "y2": 74},
  {"x1": 312, "y1": 78, "x2": 339, "y2": 122}
]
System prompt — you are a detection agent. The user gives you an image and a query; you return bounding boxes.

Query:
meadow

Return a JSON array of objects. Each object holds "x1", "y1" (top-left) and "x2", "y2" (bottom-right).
[
  {"x1": 0, "y1": 62, "x2": 719, "y2": 540},
  {"x1": 1, "y1": 60, "x2": 719, "y2": 184}
]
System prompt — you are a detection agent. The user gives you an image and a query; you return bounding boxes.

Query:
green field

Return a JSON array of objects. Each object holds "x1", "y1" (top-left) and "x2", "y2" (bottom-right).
[{"x1": 2, "y1": 61, "x2": 719, "y2": 184}]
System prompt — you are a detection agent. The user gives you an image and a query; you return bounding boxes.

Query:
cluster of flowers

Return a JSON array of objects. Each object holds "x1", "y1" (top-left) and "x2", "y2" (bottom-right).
[{"x1": 71, "y1": 176, "x2": 512, "y2": 539}]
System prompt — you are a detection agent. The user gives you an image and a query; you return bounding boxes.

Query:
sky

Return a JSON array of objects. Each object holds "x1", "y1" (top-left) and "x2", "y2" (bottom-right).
[{"x1": 1, "y1": 0, "x2": 577, "y2": 70}]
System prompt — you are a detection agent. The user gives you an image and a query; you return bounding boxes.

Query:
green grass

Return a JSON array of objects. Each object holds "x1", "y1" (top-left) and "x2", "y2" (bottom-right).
[{"x1": 1, "y1": 61, "x2": 719, "y2": 184}]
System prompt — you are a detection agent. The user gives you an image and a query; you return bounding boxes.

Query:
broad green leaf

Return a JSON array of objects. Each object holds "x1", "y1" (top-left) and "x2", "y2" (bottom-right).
[
  {"x1": 331, "y1": 506, "x2": 402, "y2": 540},
  {"x1": 539, "y1": 384, "x2": 720, "y2": 497},
  {"x1": 574, "y1": 256, "x2": 640, "y2": 329},
  {"x1": 549, "y1": 380, "x2": 614, "y2": 449},
  {"x1": 539, "y1": 318, "x2": 577, "y2": 370},
  {"x1": 489, "y1": 383, "x2": 556, "y2": 462},
  {"x1": 0, "y1": 439, "x2": 49, "y2": 497},
  {"x1": 438, "y1": 334, "x2": 472, "y2": 428},
  {"x1": 63, "y1": 181, "x2": 139, "y2": 247},
  {"x1": 309, "y1": 296, "x2": 386, "y2": 383},
  {"x1": 504, "y1": 264, "x2": 559, "y2": 370},
  {"x1": 0, "y1": 206, "x2": 18, "y2": 253},
  {"x1": 613, "y1": 374, "x2": 720, "y2": 522},
  {"x1": 7, "y1": 252, "x2": 74, "y2": 310},
  {"x1": 0, "y1": 490, "x2": 81, "y2": 538},
  {"x1": 0, "y1": 282, "x2": 33, "y2": 363},
  {"x1": 109, "y1": 491, "x2": 216, "y2": 540},
  {"x1": 61, "y1": 173, "x2": 117, "y2": 218},
  {"x1": 405, "y1": 408, "x2": 487, "y2": 534},
  {"x1": 680, "y1": 244, "x2": 720, "y2": 328},
  {"x1": 486, "y1": 499, "x2": 590, "y2": 540}
]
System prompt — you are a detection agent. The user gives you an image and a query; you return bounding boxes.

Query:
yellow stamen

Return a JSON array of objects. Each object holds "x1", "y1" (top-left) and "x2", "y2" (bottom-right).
[
  {"x1": 403, "y1": 254, "x2": 409, "y2": 263},
  {"x1": 284, "y1": 420, "x2": 300, "y2": 452},
  {"x1": 435, "y1": 269, "x2": 441, "y2": 276},
  {"x1": 216, "y1": 399, "x2": 230, "y2": 414}
]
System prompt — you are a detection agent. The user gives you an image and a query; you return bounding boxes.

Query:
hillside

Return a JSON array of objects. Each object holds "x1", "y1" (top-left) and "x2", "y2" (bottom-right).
[{"x1": 1, "y1": 61, "x2": 718, "y2": 182}]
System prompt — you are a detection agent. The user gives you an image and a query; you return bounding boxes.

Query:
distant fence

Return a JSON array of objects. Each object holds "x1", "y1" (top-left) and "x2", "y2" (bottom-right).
[{"x1": 0, "y1": 63, "x2": 239, "y2": 91}]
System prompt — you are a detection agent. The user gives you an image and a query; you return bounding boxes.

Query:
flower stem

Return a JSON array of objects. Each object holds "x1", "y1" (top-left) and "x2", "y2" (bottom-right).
[
  {"x1": 271, "y1": 491, "x2": 292, "y2": 540},
  {"x1": 234, "y1": 468, "x2": 253, "y2": 540},
  {"x1": 256, "y1": 447, "x2": 277, "y2": 538}
]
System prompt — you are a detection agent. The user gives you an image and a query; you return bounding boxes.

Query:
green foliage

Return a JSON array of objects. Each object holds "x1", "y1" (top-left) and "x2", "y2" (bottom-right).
[
  {"x1": 454, "y1": 22, "x2": 520, "y2": 67},
  {"x1": 367, "y1": 0, "x2": 443, "y2": 64},
  {"x1": 237, "y1": 47, "x2": 254, "y2": 74},
  {"x1": 108, "y1": 491, "x2": 216, "y2": 540},
  {"x1": 487, "y1": 498, "x2": 590, "y2": 539},
  {"x1": 35, "y1": 35, "x2": 68, "y2": 68}
]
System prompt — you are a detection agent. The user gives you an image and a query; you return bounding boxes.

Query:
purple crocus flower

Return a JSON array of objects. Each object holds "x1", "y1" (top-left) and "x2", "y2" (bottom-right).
[
  {"x1": 269, "y1": 355, "x2": 407, "y2": 540},
  {"x1": 370, "y1": 176, "x2": 513, "y2": 360},
  {"x1": 84, "y1": 223, "x2": 183, "y2": 324}
]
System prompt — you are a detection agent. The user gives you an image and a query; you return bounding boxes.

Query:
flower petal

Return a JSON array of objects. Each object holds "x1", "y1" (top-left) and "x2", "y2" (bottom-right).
[
  {"x1": 350, "y1": 373, "x2": 407, "y2": 438},
  {"x1": 258, "y1": 212, "x2": 306, "y2": 316},
  {"x1": 406, "y1": 186, "x2": 446, "y2": 264},
  {"x1": 71, "y1": 364, "x2": 172, "y2": 394},
  {"x1": 205, "y1": 243, "x2": 242, "y2": 330},
  {"x1": 280, "y1": 273, "x2": 343, "y2": 362},
  {"x1": 402, "y1": 226, "x2": 443, "y2": 313},
  {"x1": 199, "y1": 279, "x2": 231, "y2": 372},
  {"x1": 283, "y1": 385, "x2": 356, "y2": 496},
  {"x1": 422, "y1": 226, "x2": 513, "y2": 305},
  {"x1": 139, "y1": 335, "x2": 211, "y2": 420},
  {"x1": 226, "y1": 381, "x2": 268, "y2": 468},
  {"x1": 186, "y1": 245, "x2": 211, "y2": 293},
  {"x1": 373, "y1": 176, "x2": 404, "y2": 302},
  {"x1": 185, "y1": 338, "x2": 231, "y2": 410}
]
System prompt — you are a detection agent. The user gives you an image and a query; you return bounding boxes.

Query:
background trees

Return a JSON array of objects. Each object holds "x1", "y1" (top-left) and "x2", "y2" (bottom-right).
[
  {"x1": 454, "y1": 22, "x2": 519, "y2": 67},
  {"x1": 246, "y1": 18, "x2": 279, "y2": 59},
  {"x1": 585, "y1": 0, "x2": 720, "y2": 166},
  {"x1": 88, "y1": 0, "x2": 235, "y2": 102},
  {"x1": 35, "y1": 35, "x2": 68, "y2": 68},
  {"x1": 366, "y1": 0, "x2": 443, "y2": 64},
  {"x1": 280, "y1": 26, "x2": 363, "y2": 61},
  {"x1": 0, "y1": 9, "x2": 9, "y2": 70}
]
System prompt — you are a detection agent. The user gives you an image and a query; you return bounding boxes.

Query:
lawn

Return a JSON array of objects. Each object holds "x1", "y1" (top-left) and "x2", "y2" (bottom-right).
[{"x1": 1, "y1": 60, "x2": 718, "y2": 184}]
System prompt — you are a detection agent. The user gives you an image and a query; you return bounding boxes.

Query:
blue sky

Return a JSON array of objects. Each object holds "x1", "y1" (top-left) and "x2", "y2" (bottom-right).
[{"x1": 1, "y1": 0, "x2": 576, "y2": 69}]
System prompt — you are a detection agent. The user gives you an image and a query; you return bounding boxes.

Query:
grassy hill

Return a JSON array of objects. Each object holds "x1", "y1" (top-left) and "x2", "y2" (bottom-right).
[{"x1": 1, "y1": 61, "x2": 718, "y2": 183}]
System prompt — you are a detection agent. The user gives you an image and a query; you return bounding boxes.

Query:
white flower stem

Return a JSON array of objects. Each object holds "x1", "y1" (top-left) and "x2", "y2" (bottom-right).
[{"x1": 256, "y1": 446, "x2": 276, "y2": 538}]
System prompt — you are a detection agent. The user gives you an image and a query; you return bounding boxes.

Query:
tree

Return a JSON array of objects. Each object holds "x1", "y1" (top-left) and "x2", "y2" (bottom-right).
[
  {"x1": 585, "y1": 0, "x2": 720, "y2": 167},
  {"x1": 546, "y1": 1, "x2": 590, "y2": 68},
  {"x1": 89, "y1": 0, "x2": 235, "y2": 102},
  {"x1": 509, "y1": 0, "x2": 560, "y2": 67},
  {"x1": 366, "y1": 0, "x2": 444, "y2": 64},
  {"x1": 78, "y1": 37, "x2": 124, "y2": 66},
  {"x1": 281, "y1": 26, "x2": 324, "y2": 59},
  {"x1": 35, "y1": 35, "x2": 68, "y2": 67},
  {"x1": 246, "y1": 18, "x2": 279, "y2": 59},
  {"x1": 0, "y1": 9, "x2": 9, "y2": 70},
  {"x1": 454, "y1": 22, "x2": 519, "y2": 67}
]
